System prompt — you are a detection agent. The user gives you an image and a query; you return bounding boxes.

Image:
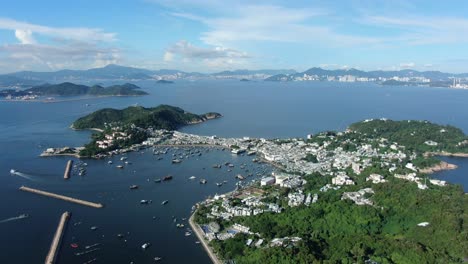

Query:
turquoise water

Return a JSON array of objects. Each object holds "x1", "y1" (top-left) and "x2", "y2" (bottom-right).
[{"x1": 0, "y1": 80, "x2": 467, "y2": 263}]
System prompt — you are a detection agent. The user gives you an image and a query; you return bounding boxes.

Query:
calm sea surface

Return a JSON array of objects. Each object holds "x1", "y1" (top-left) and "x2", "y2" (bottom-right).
[{"x1": 0, "y1": 80, "x2": 467, "y2": 263}]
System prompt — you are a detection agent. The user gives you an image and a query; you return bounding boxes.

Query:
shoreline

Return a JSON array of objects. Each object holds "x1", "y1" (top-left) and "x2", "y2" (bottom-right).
[
  {"x1": 426, "y1": 151, "x2": 468, "y2": 158},
  {"x1": 1, "y1": 94, "x2": 145, "y2": 104},
  {"x1": 189, "y1": 210, "x2": 222, "y2": 264}
]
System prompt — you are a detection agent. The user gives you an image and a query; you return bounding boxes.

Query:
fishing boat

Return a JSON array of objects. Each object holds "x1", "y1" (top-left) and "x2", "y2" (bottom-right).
[{"x1": 163, "y1": 175, "x2": 173, "y2": 181}]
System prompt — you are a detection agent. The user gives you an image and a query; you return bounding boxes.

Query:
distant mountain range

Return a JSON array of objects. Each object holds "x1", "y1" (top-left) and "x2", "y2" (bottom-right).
[
  {"x1": 0, "y1": 64, "x2": 466, "y2": 88},
  {"x1": 0, "y1": 64, "x2": 296, "y2": 87}
]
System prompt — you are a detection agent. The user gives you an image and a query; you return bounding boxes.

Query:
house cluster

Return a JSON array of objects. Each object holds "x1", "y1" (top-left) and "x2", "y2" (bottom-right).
[
  {"x1": 287, "y1": 190, "x2": 317, "y2": 207},
  {"x1": 95, "y1": 131, "x2": 130, "y2": 149},
  {"x1": 394, "y1": 173, "x2": 428, "y2": 189},
  {"x1": 342, "y1": 188, "x2": 375, "y2": 206},
  {"x1": 331, "y1": 173, "x2": 355, "y2": 186},
  {"x1": 209, "y1": 194, "x2": 282, "y2": 221},
  {"x1": 366, "y1": 173, "x2": 387, "y2": 184},
  {"x1": 270, "y1": 237, "x2": 303, "y2": 247}
]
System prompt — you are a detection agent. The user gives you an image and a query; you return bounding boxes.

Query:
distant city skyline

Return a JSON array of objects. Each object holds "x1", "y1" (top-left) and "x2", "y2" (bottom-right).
[{"x1": 1, "y1": 0, "x2": 468, "y2": 73}]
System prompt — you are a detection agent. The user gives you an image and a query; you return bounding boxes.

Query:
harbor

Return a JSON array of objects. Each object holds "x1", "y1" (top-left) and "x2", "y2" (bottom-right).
[
  {"x1": 19, "y1": 186, "x2": 103, "y2": 208},
  {"x1": 45, "y1": 211, "x2": 70, "y2": 264}
]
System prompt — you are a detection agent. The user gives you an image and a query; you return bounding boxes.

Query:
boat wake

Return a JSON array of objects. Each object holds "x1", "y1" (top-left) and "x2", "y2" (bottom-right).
[
  {"x1": 0, "y1": 214, "x2": 29, "y2": 224},
  {"x1": 10, "y1": 170, "x2": 35, "y2": 181}
]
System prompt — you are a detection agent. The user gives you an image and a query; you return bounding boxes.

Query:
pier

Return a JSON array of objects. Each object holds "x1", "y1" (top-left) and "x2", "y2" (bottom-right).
[
  {"x1": 45, "y1": 211, "x2": 70, "y2": 264},
  {"x1": 19, "y1": 186, "x2": 103, "y2": 208},
  {"x1": 64, "y1": 160, "x2": 73, "y2": 179}
]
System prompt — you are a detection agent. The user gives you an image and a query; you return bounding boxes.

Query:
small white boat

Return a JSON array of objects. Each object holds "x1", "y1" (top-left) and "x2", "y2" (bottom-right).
[
  {"x1": 189, "y1": 176, "x2": 196, "y2": 180},
  {"x1": 108, "y1": 161, "x2": 113, "y2": 164},
  {"x1": 154, "y1": 257, "x2": 162, "y2": 261},
  {"x1": 10, "y1": 169, "x2": 16, "y2": 174},
  {"x1": 141, "y1": 242, "x2": 151, "y2": 249}
]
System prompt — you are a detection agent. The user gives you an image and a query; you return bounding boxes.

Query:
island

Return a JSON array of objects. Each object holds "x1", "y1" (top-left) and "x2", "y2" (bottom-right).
[
  {"x1": 1, "y1": 82, "x2": 147, "y2": 101},
  {"x1": 41, "y1": 114, "x2": 468, "y2": 263}
]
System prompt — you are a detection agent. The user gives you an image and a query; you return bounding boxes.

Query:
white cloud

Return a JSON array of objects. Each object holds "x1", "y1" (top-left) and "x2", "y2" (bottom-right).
[
  {"x1": 170, "y1": 5, "x2": 380, "y2": 47},
  {"x1": 364, "y1": 15, "x2": 468, "y2": 45},
  {"x1": 0, "y1": 18, "x2": 120, "y2": 73},
  {"x1": 400, "y1": 62, "x2": 415, "y2": 68},
  {"x1": 166, "y1": 40, "x2": 249, "y2": 59},
  {"x1": 0, "y1": 18, "x2": 116, "y2": 43},
  {"x1": 15, "y1": 29, "x2": 35, "y2": 44},
  {"x1": 163, "y1": 51, "x2": 174, "y2": 62},
  {"x1": 162, "y1": 40, "x2": 251, "y2": 70}
]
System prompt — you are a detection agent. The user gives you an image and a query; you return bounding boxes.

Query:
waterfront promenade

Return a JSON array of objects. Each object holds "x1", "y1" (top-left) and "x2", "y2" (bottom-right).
[{"x1": 189, "y1": 211, "x2": 222, "y2": 264}]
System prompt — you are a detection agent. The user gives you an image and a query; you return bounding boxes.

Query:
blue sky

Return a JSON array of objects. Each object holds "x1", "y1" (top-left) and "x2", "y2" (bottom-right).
[{"x1": 1, "y1": 0, "x2": 468, "y2": 73}]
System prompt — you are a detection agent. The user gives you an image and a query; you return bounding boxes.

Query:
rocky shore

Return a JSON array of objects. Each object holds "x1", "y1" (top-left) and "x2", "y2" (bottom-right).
[{"x1": 419, "y1": 161, "x2": 458, "y2": 174}]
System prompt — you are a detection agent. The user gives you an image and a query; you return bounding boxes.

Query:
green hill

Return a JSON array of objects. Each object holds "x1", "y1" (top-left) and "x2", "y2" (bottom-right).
[
  {"x1": 26, "y1": 82, "x2": 147, "y2": 96},
  {"x1": 73, "y1": 105, "x2": 222, "y2": 130},
  {"x1": 348, "y1": 119, "x2": 468, "y2": 153}
]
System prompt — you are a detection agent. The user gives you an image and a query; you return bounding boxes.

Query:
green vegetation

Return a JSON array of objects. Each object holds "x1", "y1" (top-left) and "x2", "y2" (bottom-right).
[
  {"x1": 349, "y1": 119, "x2": 468, "y2": 153},
  {"x1": 73, "y1": 104, "x2": 221, "y2": 130},
  {"x1": 216, "y1": 171, "x2": 467, "y2": 263},
  {"x1": 26, "y1": 82, "x2": 147, "y2": 96}
]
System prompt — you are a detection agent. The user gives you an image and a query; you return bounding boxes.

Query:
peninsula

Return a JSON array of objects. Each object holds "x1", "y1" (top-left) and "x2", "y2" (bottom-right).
[{"x1": 62, "y1": 105, "x2": 221, "y2": 157}]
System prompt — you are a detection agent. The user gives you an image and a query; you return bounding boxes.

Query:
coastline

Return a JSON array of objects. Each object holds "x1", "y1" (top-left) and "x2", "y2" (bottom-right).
[
  {"x1": 426, "y1": 151, "x2": 468, "y2": 158},
  {"x1": 189, "y1": 210, "x2": 222, "y2": 264}
]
